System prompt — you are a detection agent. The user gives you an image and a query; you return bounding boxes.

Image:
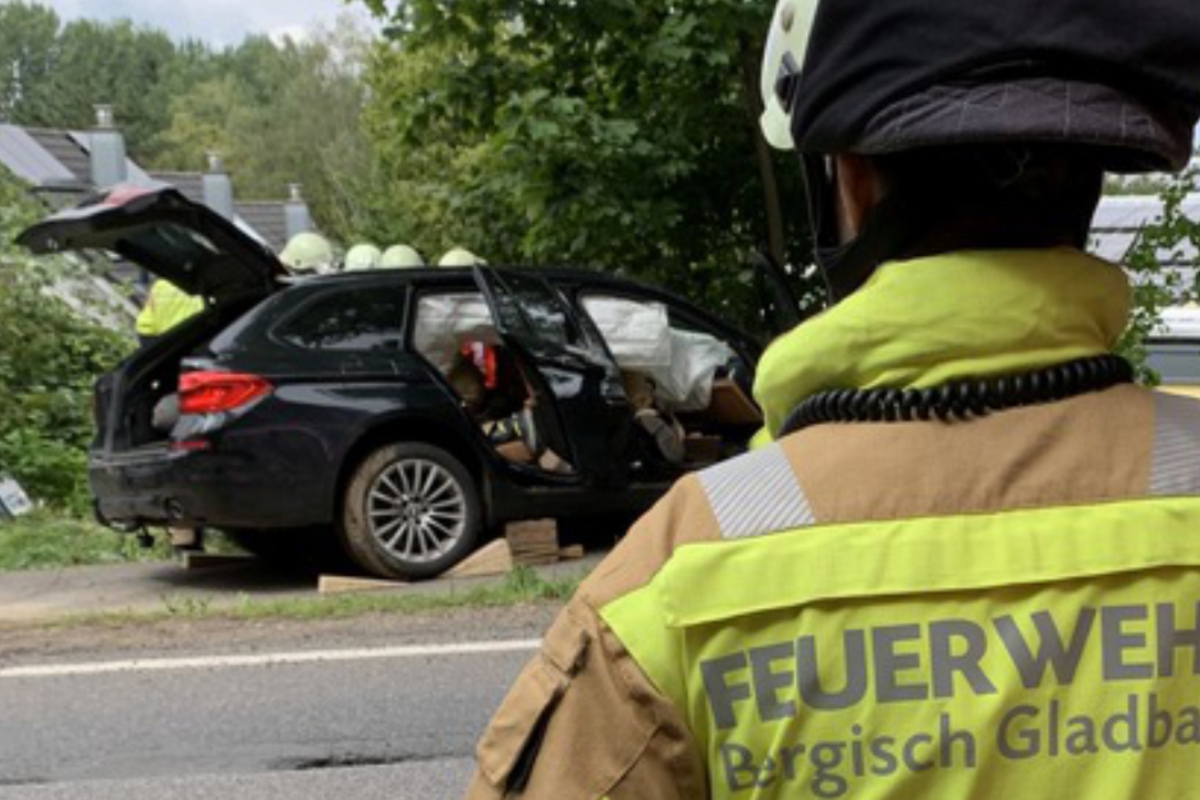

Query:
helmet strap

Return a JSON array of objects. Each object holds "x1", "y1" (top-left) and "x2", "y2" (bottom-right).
[
  {"x1": 802, "y1": 154, "x2": 925, "y2": 302},
  {"x1": 802, "y1": 151, "x2": 1097, "y2": 303}
]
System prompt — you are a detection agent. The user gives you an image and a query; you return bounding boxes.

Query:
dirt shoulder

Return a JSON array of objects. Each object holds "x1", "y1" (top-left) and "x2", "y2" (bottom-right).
[
  {"x1": 0, "y1": 602, "x2": 562, "y2": 668},
  {"x1": 0, "y1": 553, "x2": 600, "y2": 663}
]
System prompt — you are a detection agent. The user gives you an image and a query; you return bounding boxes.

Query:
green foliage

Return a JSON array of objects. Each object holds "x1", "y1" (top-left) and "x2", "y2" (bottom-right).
[
  {"x1": 0, "y1": 3, "x2": 177, "y2": 156},
  {"x1": 356, "y1": 0, "x2": 807, "y2": 332},
  {"x1": 53, "y1": 566, "x2": 586, "y2": 627},
  {"x1": 0, "y1": 174, "x2": 131, "y2": 511},
  {"x1": 153, "y1": 25, "x2": 375, "y2": 237},
  {"x1": 0, "y1": 511, "x2": 160, "y2": 571},
  {"x1": 1115, "y1": 164, "x2": 1200, "y2": 382},
  {"x1": 0, "y1": 3, "x2": 373, "y2": 241}
]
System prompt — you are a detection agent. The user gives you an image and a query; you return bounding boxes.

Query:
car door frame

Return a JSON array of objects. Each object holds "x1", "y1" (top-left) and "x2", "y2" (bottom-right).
[{"x1": 472, "y1": 266, "x2": 634, "y2": 487}]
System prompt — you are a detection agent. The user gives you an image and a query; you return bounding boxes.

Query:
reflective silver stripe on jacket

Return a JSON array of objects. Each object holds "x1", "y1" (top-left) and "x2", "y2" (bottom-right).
[
  {"x1": 1150, "y1": 392, "x2": 1200, "y2": 496},
  {"x1": 698, "y1": 443, "x2": 815, "y2": 540}
]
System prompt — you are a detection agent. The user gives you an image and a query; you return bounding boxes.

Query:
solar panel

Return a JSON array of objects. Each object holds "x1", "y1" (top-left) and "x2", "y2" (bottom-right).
[{"x1": 0, "y1": 124, "x2": 79, "y2": 186}]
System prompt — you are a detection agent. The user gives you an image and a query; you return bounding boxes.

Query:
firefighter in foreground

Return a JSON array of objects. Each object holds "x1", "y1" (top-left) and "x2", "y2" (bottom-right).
[{"x1": 466, "y1": 1, "x2": 1200, "y2": 797}]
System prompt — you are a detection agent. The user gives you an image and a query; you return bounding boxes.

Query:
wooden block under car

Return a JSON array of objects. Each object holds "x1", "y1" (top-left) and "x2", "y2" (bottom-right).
[
  {"x1": 506, "y1": 519, "x2": 561, "y2": 566},
  {"x1": 318, "y1": 574, "x2": 408, "y2": 595},
  {"x1": 445, "y1": 538, "x2": 515, "y2": 578},
  {"x1": 180, "y1": 551, "x2": 256, "y2": 571}
]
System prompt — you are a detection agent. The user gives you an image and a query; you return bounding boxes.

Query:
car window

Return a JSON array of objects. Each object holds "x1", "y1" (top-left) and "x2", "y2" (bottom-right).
[
  {"x1": 107, "y1": 223, "x2": 223, "y2": 280},
  {"x1": 411, "y1": 291, "x2": 500, "y2": 373},
  {"x1": 488, "y1": 270, "x2": 580, "y2": 348},
  {"x1": 274, "y1": 288, "x2": 406, "y2": 351}
]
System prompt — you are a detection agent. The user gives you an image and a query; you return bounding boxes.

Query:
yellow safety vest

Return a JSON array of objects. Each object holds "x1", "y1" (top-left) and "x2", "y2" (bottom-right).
[
  {"x1": 136, "y1": 279, "x2": 204, "y2": 337},
  {"x1": 602, "y1": 391, "x2": 1200, "y2": 798}
]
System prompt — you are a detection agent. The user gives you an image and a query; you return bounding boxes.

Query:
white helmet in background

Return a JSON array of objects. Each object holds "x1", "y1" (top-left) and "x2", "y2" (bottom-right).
[
  {"x1": 344, "y1": 243, "x2": 383, "y2": 271},
  {"x1": 380, "y1": 244, "x2": 425, "y2": 269},
  {"x1": 280, "y1": 232, "x2": 335, "y2": 275},
  {"x1": 437, "y1": 247, "x2": 486, "y2": 268}
]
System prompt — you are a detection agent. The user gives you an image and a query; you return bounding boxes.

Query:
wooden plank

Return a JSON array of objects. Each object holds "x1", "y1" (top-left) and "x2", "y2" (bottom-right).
[
  {"x1": 180, "y1": 552, "x2": 254, "y2": 571},
  {"x1": 558, "y1": 545, "x2": 585, "y2": 561},
  {"x1": 506, "y1": 519, "x2": 560, "y2": 565},
  {"x1": 446, "y1": 539, "x2": 514, "y2": 578},
  {"x1": 506, "y1": 519, "x2": 558, "y2": 544},
  {"x1": 318, "y1": 574, "x2": 407, "y2": 595}
]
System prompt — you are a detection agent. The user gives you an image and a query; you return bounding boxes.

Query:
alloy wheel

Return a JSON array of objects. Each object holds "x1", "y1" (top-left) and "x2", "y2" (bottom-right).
[{"x1": 366, "y1": 458, "x2": 468, "y2": 564}]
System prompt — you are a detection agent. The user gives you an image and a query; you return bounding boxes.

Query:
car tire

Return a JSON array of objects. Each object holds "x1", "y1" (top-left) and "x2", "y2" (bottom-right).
[{"x1": 339, "y1": 443, "x2": 481, "y2": 581}]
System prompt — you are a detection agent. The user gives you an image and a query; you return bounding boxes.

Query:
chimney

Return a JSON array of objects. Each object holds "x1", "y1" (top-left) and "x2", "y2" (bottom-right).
[
  {"x1": 285, "y1": 183, "x2": 313, "y2": 240},
  {"x1": 89, "y1": 104, "x2": 127, "y2": 189},
  {"x1": 202, "y1": 151, "x2": 235, "y2": 220}
]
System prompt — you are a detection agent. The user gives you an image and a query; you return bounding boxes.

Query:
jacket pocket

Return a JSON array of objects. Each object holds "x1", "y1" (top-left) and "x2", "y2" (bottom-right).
[{"x1": 477, "y1": 655, "x2": 568, "y2": 790}]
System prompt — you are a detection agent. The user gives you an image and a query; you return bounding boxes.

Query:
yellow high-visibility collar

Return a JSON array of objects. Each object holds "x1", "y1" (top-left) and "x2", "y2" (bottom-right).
[{"x1": 752, "y1": 248, "x2": 1131, "y2": 443}]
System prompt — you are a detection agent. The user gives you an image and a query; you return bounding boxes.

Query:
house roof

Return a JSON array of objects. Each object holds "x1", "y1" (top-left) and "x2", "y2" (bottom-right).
[
  {"x1": 17, "y1": 126, "x2": 91, "y2": 187},
  {"x1": 148, "y1": 171, "x2": 204, "y2": 203},
  {"x1": 0, "y1": 123, "x2": 302, "y2": 254},
  {"x1": 235, "y1": 201, "x2": 290, "y2": 252},
  {"x1": 0, "y1": 126, "x2": 79, "y2": 188}
]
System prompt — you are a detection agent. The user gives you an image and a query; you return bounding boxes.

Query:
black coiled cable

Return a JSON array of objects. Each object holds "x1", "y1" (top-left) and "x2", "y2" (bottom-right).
[{"x1": 780, "y1": 354, "x2": 1134, "y2": 436}]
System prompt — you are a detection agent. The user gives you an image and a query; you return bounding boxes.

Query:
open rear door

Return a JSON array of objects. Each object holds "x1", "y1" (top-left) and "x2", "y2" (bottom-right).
[
  {"x1": 473, "y1": 267, "x2": 632, "y2": 486},
  {"x1": 17, "y1": 183, "x2": 284, "y2": 307}
]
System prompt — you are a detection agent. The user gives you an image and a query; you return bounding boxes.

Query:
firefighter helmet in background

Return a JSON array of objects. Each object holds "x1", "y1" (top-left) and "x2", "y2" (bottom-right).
[
  {"x1": 344, "y1": 243, "x2": 382, "y2": 271},
  {"x1": 380, "y1": 244, "x2": 425, "y2": 269},
  {"x1": 280, "y1": 232, "x2": 335, "y2": 275},
  {"x1": 438, "y1": 247, "x2": 486, "y2": 268}
]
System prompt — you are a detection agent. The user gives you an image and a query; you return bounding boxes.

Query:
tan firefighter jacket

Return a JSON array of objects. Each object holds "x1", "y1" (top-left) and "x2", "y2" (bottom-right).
[{"x1": 465, "y1": 249, "x2": 1200, "y2": 799}]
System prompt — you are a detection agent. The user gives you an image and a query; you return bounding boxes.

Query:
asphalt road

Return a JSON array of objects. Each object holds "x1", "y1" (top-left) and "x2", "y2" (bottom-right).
[{"x1": 0, "y1": 611, "x2": 556, "y2": 799}]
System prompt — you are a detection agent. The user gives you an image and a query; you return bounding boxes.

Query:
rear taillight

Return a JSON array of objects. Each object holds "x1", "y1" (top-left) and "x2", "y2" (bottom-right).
[{"x1": 178, "y1": 371, "x2": 272, "y2": 415}]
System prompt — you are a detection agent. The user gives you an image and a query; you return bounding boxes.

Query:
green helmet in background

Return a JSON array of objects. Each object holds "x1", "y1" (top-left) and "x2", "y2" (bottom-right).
[
  {"x1": 380, "y1": 244, "x2": 425, "y2": 269},
  {"x1": 280, "y1": 232, "x2": 335, "y2": 275},
  {"x1": 437, "y1": 247, "x2": 486, "y2": 268},
  {"x1": 345, "y1": 243, "x2": 383, "y2": 271}
]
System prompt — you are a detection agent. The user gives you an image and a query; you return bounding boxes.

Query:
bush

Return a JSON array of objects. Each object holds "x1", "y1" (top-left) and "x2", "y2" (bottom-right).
[
  {"x1": 1116, "y1": 164, "x2": 1200, "y2": 383},
  {"x1": 0, "y1": 176, "x2": 132, "y2": 512}
]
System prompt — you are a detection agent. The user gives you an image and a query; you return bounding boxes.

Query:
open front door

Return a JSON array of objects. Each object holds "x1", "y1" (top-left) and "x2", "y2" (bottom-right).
[
  {"x1": 749, "y1": 251, "x2": 807, "y2": 339},
  {"x1": 473, "y1": 267, "x2": 632, "y2": 486}
]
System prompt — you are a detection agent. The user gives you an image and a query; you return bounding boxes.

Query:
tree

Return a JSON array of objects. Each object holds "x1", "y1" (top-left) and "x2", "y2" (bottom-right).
[
  {"x1": 355, "y1": 0, "x2": 807, "y2": 326},
  {"x1": 152, "y1": 20, "x2": 375, "y2": 240},
  {"x1": 0, "y1": 1, "x2": 60, "y2": 123},
  {"x1": 0, "y1": 9, "x2": 178, "y2": 157},
  {"x1": 155, "y1": 75, "x2": 244, "y2": 170}
]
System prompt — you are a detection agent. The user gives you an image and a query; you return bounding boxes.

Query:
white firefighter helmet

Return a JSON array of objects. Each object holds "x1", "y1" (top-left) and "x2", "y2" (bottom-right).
[
  {"x1": 380, "y1": 244, "x2": 425, "y2": 269},
  {"x1": 280, "y1": 232, "x2": 335, "y2": 275},
  {"x1": 344, "y1": 243, "x2": 383, "y2": 271},
  {"x1": 437, "y1": 247, "x2": 486, "y2": 268}
]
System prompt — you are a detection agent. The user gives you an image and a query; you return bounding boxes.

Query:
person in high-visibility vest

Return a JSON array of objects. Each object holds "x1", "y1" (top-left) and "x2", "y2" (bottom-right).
[
  {"x1": 465, "y1": 2, "x2": 1200, "y2": 798},
  {"x1": 135, "y1": 279, "x2": 204, "y2": 346}
]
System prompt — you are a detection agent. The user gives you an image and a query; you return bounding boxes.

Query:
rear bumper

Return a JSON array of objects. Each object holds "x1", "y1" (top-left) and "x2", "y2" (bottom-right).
[{"x1": 89, "y1": 445, "x2": 329, "y2": 530}]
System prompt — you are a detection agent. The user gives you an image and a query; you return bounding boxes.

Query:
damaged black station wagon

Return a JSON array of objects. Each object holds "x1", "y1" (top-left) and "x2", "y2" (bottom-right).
[{"x1": 19, "y1": 185, "x2": 794, "y2": 579}]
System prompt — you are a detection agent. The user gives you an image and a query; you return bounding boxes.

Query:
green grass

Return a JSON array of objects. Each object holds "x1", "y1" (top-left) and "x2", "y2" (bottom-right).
[
  {"x1": 0, "y1": 512, "x2": 169, "y2": 572},
  {"x1": 54, "y1": 565, "x2": 583, "y2": 628}
]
